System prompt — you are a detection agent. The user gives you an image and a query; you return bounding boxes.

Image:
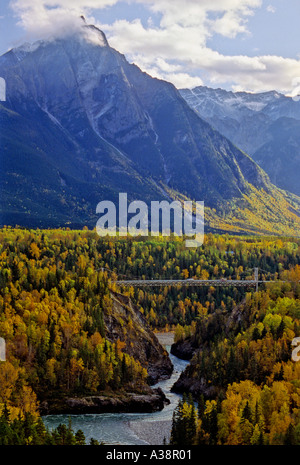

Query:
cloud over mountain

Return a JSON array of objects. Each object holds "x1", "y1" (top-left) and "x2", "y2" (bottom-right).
[{"x1": 9, "y1": 0, "x2": 300, "y2": 94}]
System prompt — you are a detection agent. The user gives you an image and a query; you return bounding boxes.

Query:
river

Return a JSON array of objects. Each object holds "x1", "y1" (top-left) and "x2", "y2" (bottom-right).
[{"x1": 42, "y1": 333, "x2": 189, "y2": 445}]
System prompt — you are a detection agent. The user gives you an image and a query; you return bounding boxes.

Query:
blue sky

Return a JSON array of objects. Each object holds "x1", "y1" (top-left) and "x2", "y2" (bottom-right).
[{"x1": 1, "y1": 0, "x2": 300, "y2": 94}]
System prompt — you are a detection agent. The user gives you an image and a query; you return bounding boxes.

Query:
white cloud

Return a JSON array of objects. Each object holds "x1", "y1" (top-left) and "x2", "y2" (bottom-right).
[
  {"x1": 8, "y1": 0, "x2": 300, "y2": 94},
  {"x1": 9, "y1": 0, "x2": 262, "y2": 53},
  {"x1": 266, "y1": 4, "x2": 276, "y2": 13},
  {"x1": 288, "y1": 76, "x2": 300, "y2": 99},
  {"x1": 10, "y1": 0, "x2": 85, "y2": 41}
]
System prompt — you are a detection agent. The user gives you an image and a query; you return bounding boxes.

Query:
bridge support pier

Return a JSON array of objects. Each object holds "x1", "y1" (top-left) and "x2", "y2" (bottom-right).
[{"x1": 254, "y1": 267, "x2": 259, "y2": 292}]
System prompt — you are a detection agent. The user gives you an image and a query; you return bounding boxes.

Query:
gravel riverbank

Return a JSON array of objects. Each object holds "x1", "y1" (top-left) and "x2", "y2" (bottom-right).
[{"x1": 128, "y1": 419, "x2": 172, "y2": 445}]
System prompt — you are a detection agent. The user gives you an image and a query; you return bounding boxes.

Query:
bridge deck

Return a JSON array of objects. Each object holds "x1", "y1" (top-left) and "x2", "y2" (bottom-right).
[{"x1": 115, "y1": 279, "x2": 275, "y2": 287}]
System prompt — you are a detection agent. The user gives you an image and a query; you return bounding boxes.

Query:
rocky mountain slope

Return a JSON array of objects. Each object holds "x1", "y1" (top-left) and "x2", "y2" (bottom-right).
[
  {"x1": 0, "y1": 22, "x2": 300, "y2": 235},
  {"x1": 106, "y1": 292, "x2": 173, "y2": 385},
  {"x1": 180, "y1": 86, "x2": 300, "y2": 197}
]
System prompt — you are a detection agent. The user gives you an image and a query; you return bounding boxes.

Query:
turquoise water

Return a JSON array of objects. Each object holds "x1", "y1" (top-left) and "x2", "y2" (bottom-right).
[{"x1": 42, "y1": 350, "x2": 189, "y2": 445}]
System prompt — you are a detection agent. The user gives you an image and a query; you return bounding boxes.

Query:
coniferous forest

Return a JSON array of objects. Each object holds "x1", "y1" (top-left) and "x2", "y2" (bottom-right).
[
  {"x1": 170, "y1": 266, "x2": 300, "y2": 445},
  {"x1": 0, "y1": 227, "x2": 299, "y2": 445}
]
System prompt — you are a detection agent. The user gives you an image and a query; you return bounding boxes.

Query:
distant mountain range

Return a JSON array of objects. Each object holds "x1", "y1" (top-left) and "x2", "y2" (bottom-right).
[
  {"x1": 0, "y1": 22, "x2": 299, "y2": 236},
  {"x1": 180, "y1": 86, "x2": 300, "y2": 197}
]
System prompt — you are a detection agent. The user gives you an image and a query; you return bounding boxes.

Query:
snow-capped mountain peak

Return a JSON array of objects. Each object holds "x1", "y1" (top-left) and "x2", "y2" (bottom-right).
[
  {"x1": 180, "y1": 85, "x2": 300, "y2": 197},
  {"x1": 11, "y1": 21, "x2": 109, "y2": 63}
]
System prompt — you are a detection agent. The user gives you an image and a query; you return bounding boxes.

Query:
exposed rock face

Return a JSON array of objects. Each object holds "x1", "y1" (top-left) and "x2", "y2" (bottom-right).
[
  {"x1": 170, "y1": 339, "x2": 218, "y2": 398},
  {"x1": 106, "y1": 292, "x2": 173, "y2": 385},
  {"x1": 40, "y1": 387, "x2": 169, "y2": 415},
  {"x1": 170, "y1": 338, "x2": 196, "y2": 360},
  {"x1": 171, "y1": 370, "x2": 218, "y2": 399}
]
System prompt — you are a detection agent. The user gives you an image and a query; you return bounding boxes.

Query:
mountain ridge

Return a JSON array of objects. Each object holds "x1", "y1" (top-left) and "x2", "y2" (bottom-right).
[
  {"x1": 180, "y1": 85, "x2": 300, "y2": 197},
  {"x1": 0, "y1": 24, "x2": 300, "y2": 236}
]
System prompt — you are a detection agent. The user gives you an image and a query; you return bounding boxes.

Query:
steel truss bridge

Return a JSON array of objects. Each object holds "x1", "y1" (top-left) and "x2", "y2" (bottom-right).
[
  {"x1": 113, "y1": 268, "x2": 277, "y2": 291},
  {"x1": 96, "y1": 267, "x2": 283, "y2": 291},
  {"x1": 114, "y1": 279, "x2": 277, "y2": 287},
  {"x1": 114, "y1": 278, "x2": 274, "y2": 289}
]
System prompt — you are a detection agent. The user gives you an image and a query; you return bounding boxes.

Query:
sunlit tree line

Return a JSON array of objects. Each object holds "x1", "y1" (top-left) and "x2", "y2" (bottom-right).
[{"x1": 171, "y1": 267, "x2": 300, "y2": 445}]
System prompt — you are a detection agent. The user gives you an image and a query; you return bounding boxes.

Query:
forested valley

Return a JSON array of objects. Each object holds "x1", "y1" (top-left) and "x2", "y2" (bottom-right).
[
  {"x1": 170, "y1": 268, "x2": 300, "y2": 445},
  {"x1": 0, "y1": 227, "x2": 299, "y2": 445}
]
